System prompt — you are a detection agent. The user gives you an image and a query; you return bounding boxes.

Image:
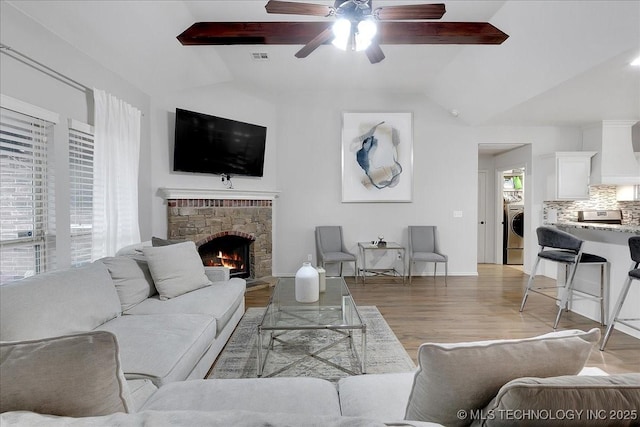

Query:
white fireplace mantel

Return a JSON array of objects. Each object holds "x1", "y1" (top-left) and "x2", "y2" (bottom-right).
[{"x1": 158, "y1": 187, "x2": 280, "y2": 201}]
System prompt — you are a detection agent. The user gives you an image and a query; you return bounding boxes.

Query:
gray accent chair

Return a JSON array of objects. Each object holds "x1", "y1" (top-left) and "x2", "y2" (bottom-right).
[
  {"x1": 408, "y1": 226, "x2": 448, "y2": 285},
  {"x1": 315, "y1": 226, "x2": 357, "y2": 278},
  {"x1": 520, "y1": 226, "x2": 608, "y2": 329},
  {"x1": 600, "y1": 236, "x2": 640, "y2": 350}
]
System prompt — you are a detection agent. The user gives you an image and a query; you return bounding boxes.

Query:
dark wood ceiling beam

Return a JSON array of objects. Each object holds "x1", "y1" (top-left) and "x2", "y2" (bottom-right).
[
  {"x1": 379, "y1": 22, "x2": 509, "y2": 45},
  {"x1": 177, "y1": 22, "x2": 508, "y2": 46},
  {"x1": 177, "y1": 22, "x2": 332, "y2": 45}
]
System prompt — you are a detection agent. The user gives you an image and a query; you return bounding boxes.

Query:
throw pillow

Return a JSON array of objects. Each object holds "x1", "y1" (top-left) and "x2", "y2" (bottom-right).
[
  {"x1": 100, "y1": 256, "x2": 156, "y2": 311},
  {"x1": 0, "y1": 331, "x2": 133, "y2": 416},
  {"x1": 471, "y1": 374, "x2": 640, "y2": 427},
  {"x1": 404, "y1": 328, "x2": 601, "y2": 426},
  {"x1": 143, "y1": 241, "x2": 210, "y2": 300},
  {"x1": 152, "y1": 236, "x2": 185, "y2": 247}
]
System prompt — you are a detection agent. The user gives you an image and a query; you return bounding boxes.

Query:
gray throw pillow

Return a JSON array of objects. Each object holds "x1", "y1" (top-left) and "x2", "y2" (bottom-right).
[
  {"x1": 100, "y1": 256, "x2": 156, "y2": 310},
  {"x1": 471, "y1": 374, "x2": 640, "y2": 427},
  {"x1": 151, "y1": 236, "x2": 185, "y2": 247},
  {"x1": 143, "y1": 241, "x2": 211, "y2": 300},
  {"x1": 0, "y1": 331, "x2": 133, "y2": 416},
  {"x1": 404, "y1": 328, "x2": 601, "y2": 426}
]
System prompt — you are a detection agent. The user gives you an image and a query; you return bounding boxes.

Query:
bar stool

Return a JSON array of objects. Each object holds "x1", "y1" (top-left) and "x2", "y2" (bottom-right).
[
  {"x1": 520, "y1": 226, "x2": 608, "y2": 329},
  {"x1": 600, "y1": 236, "x2": 640, "y2": 351}
]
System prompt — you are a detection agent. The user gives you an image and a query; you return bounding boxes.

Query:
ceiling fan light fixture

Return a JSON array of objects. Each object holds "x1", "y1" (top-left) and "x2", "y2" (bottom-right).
[
  {"x1": 355, "y1": 19, "x2": 376, "y2": 51},
  {"x1": 331, "y1": 18, "x2": 351, "y2": 50}
]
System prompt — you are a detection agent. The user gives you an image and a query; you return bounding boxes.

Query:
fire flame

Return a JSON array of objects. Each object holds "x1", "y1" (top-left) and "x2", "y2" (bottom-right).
[{"x1": 215, "y1": 250, "x2": 244, "y2": 270}]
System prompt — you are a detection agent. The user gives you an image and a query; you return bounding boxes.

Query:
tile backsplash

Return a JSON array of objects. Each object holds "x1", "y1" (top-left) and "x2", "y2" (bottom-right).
[{"x1": 543, "y1": 185, "x2": 640, "y2": 225}]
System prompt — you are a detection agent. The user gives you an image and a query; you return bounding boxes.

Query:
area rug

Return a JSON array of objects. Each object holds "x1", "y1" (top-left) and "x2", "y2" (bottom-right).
[{"x1": 208, "y1": 306, "x2": 416, "y2": 382}]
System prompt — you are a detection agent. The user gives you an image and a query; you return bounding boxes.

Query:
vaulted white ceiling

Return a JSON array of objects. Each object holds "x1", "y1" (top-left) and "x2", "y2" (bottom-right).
[{"x1": 5, "y1": 0, "x2": 640, "y2": 126}]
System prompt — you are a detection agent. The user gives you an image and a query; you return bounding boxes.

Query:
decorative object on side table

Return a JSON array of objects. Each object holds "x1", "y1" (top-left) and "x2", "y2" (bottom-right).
[
  {"x1": 295, "y1": 262, "x2": 319, "y2": 303},
  {"x1": 372, "y1": 235, "x2": 386, "y2": 247}
]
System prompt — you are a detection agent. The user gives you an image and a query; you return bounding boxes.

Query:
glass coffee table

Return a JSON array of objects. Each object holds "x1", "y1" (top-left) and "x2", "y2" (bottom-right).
[{"x1": 257, "y1": 276, "x2": 366, "y2": 378}]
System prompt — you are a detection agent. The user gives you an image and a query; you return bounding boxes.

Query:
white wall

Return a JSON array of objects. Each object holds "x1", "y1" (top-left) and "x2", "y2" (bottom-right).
[
  {"x1": 0, "y1": 4, "x2": 152, "y2": 266},
  {"x1": 268, "y1": 91, "x2": 481, "y2": 276}
]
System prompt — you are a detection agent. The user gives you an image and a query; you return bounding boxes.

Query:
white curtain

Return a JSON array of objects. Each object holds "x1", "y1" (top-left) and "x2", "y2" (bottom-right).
[{"x1": 91, "y1": 89, "x2": 141, "y2": 259}]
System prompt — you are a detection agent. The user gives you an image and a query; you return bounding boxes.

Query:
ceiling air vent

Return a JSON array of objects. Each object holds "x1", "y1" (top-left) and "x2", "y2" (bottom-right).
[{"x1": 251, "y1": 52, "x2": 269, "y2": 61}]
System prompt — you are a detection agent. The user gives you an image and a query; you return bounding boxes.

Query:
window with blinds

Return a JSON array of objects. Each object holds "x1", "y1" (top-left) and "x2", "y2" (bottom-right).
[
  {"x1": 68, "y1": 119, "x2": 94, "y2": 267},
  {"x1": 0, "y1": 105, "x2": 56, "y2": 285}
]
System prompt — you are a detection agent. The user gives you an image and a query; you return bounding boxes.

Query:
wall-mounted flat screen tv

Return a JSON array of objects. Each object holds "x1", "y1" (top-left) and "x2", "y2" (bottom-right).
[{"x1": 173, "y1": 108, "x2": 267, "y2": 177}]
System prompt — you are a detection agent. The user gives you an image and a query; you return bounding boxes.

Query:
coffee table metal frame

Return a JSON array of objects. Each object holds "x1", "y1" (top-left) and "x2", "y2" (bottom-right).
[{"x1": 256, "y1": 277, "x2": 366, "y2": 378}]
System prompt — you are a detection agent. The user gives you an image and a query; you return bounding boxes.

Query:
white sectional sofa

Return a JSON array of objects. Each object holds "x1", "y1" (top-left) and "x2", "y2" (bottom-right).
[
  {"x1": 1, "y1": 241, "x2": 639, "y2": 426},
  {"x1": 0, "y1": 240, "x2": 246, "y2": 387}
]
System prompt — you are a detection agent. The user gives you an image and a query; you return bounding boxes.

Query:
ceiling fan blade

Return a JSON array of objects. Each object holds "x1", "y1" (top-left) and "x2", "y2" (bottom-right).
[
  {"x1": 375, "y1": 4, "x2": 446, "y2": 20},
  {"x1": 365, "y1": 42, "x2": 385, "y2": 64},
  {"x1": 295, "y1": 27, "x2": 334, "y2": 58},
  {"x1": 265, "y1": 0, "x2": 334, "y2": 17}
]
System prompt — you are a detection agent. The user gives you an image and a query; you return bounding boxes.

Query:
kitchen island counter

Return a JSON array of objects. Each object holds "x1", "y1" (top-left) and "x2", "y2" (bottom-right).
[{"x1": 552, "y1": 221, "x2": 639, "y2": 234}]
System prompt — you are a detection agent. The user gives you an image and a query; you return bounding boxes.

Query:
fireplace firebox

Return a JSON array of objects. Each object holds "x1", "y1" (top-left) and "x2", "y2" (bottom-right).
[{"x1": 198, "y1": 235, "x2": 252, "y2": 279}]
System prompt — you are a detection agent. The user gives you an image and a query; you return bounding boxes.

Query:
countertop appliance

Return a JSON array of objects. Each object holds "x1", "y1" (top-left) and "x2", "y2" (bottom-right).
[{"x1": 577, "y1": 210, "x2": 622, "y2": 225}]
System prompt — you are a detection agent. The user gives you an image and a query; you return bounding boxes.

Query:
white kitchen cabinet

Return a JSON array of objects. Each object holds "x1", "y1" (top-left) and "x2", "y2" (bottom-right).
[{"x1": 541, "y1": 152, "x2": 596, "y2": 200}]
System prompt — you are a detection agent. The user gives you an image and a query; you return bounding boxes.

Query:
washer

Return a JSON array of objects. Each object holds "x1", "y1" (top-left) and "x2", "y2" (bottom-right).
[{"x1": 506, "y1": 204, "x2": 524, "y2": 265}]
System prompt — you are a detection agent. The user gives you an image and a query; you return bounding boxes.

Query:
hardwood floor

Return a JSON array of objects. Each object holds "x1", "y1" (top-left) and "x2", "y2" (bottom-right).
[{"x1": 245, "y1": 264, "x2": 639, "y2": 374}]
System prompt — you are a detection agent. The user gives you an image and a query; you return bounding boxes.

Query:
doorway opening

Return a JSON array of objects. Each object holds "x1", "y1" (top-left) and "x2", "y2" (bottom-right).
[
  {"x1": 477, "y1": 142, "x2": 531, "y2": 269},
  {"x1": 502, "y1": 168, "x2": 525, "y2": 265}
]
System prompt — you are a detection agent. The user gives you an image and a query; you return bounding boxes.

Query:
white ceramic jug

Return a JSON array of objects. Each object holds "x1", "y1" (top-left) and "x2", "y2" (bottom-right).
[{"x1": 295, "y1": 262, "x2": 319, "y2": 303}]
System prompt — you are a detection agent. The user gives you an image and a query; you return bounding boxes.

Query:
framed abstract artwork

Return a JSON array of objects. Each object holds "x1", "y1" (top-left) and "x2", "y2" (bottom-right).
[{"x1": 341, "y1": 112, "x2": 413, "y2": 203}]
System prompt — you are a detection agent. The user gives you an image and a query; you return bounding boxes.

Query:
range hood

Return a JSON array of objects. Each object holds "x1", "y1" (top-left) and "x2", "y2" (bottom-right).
[{"x1": 582, "y1": 120, "x2": 640, "y2": 185}]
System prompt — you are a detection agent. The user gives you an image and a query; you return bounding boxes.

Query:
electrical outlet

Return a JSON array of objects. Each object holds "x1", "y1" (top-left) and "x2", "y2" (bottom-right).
[
  {"x1": 307, "y1": 254, "x2": 313, "y2": 262},
  {"x1": 453, "y1": 210, "x2": 463, "y2": 218}
]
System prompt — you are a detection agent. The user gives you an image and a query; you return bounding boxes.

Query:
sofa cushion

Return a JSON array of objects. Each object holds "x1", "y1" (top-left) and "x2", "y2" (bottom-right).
[
  {"x1": 471, "y1": 374, "x2": 640, "y2": 427},
  {"x1": 96, "y1": 313, "x2": 217, "y2": 386},
  {"x1": 141, "y1": 377, "x2": 341, "y2": 416},
  {"x1": 404, "y1": 328, "x2": 601, "y2": 426},
  {"x1": 115, "y1": 241, "x2": 151, "y2": 257},
  {"x1": 143, "y1": 241, "x2": 211, "y2": 300},
  {"x1": 0, "y1": 331, "x2": 132, "y2": 416},
  {"x1": 124, "y1": 278, "x2": 245, "y2": 336},
  {"x1": 126, "y1": 379, "x2": 158, "y2": 412},
  {"x1": 99, "y1": 256, "x2": 156, "y2": 311},
  {"x1": 339, "y1": 371, "x2": 416, "y2": 421},
  {"x1": 0, "y1": 262, "x2": 122, "y2": 341}
]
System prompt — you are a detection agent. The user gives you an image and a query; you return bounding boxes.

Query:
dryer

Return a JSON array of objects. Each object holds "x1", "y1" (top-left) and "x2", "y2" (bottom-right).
[{"x1": 506, "y1": 204, "x2": 524, "y2": 265}]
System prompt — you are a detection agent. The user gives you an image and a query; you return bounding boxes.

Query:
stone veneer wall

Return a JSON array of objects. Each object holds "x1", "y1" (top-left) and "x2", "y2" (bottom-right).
[
  {"x1": 543, "y1": 185, "x2": 640, "y2": 225},
  {"x1": 166, "y1": 199, "x2": 272, "y2": 279}
]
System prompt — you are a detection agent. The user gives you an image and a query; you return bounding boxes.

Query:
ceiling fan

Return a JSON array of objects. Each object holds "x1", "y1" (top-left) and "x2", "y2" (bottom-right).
[{"x1": 177, "y1": 0, "x2": 509, "y2": 64}]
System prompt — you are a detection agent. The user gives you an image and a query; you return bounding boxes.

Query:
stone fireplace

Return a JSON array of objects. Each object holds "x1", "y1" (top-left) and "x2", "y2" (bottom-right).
[{"x1": 160, "y1": 188, "x2": 278, "y2": 280}]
